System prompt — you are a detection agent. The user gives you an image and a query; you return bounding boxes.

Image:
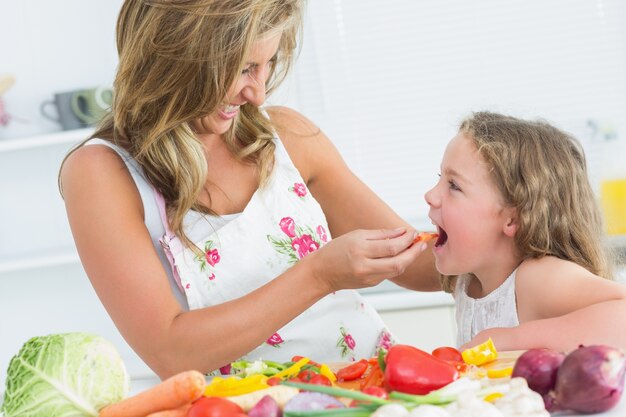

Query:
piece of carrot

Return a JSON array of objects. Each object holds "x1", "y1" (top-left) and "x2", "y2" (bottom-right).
[
  {"x1": 99, "y1": 370, "x2": 206, "y2": 417},
  {"x1": 412, "y1": 232, "x2": 439, "y2": 244},
  {"x1": 144, "y1": 403, "x2": 191, "y2": 417}
]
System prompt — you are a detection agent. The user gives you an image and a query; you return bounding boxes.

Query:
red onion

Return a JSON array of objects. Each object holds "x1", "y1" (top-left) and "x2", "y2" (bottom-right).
[
  {"x1": 512, "y1": 348, "x2": 565, "y2": 396},
  {"x1": 554, "y1": 345, "x2": 626, "y2": 413}
]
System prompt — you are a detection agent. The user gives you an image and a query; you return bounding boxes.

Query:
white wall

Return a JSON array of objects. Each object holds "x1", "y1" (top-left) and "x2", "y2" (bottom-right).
[{"x1": 0, "y1": 0, "x2": 122, "y2": 139}]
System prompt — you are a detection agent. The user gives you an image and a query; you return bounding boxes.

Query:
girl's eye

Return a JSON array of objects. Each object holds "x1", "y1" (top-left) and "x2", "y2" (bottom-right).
[
  {"x1": 241, "y1": 66, "x2": 253, "y2": 75},
  {"x1": 448, "y1": 180, "x2": 461, "y2": 191}
]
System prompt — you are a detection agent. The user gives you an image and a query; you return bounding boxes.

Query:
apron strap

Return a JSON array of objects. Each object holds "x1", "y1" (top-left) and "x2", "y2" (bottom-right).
[{"x1": 152, "y1": 187, "x2": 185, "y2": 292}]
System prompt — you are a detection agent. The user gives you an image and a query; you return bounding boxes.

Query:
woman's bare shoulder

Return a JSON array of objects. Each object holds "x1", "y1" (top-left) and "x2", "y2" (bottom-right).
[
  {"x1": 61, "y1": 142, "x2": 144, "y2": 216},
  {"x1": 265, "y1": 106, "x2": 339, "y2": 183}
]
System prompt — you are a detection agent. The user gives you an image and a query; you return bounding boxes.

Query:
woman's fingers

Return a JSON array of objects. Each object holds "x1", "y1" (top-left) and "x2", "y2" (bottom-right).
[
  {"x1": 360, "y1": 238, "x2": 427, "y2": 282},
  {"x1": 362, "y1": 228, "x2": 426, "y2": 259}
]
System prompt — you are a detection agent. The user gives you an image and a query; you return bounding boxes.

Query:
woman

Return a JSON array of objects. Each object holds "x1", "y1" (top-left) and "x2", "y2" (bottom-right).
[{"x1": 60, "y1": 0, "x2": 438, "y2": 379}]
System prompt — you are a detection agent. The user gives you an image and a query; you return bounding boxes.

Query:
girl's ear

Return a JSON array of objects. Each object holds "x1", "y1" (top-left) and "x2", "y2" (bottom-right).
[{"x1": 502, "y1": 207, "x2": 518, "y2": 238}]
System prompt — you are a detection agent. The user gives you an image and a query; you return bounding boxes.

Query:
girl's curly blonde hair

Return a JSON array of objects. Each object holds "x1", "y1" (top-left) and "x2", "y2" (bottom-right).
[{"x1": 441, "y1": 111, "x2": 613, "y2": 292}]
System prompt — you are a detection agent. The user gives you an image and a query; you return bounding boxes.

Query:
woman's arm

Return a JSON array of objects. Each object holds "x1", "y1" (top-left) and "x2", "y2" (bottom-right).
[
  {"x1": 462, "y1": 256, "x2": 626, "y2": 351},
  {"x1": 61, "y1": 141, "x2": 422, "y2": 379},
  {"x1": 267, "y1": 106, "x2": 441, "y2": 292}
]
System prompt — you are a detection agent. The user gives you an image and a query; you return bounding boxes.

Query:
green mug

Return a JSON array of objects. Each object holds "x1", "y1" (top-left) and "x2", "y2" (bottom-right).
[{"x1": 70, "y1": 86, "x2": 113, "y2": 125}]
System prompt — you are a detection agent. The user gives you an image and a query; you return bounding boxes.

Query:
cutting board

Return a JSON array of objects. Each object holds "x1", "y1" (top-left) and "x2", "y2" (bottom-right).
[{"x1": 479, "y1": 350, "x2": 524, "y2": 371}]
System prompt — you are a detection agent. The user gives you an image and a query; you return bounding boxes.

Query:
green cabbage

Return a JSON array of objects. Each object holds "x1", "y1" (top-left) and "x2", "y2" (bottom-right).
[{"x1": 1, "y1": 333, "x2": 129, "y2": 417}]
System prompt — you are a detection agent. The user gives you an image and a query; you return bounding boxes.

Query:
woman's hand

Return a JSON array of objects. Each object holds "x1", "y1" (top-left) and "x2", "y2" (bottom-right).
[{"x1": 306, "y1": 227, "x2": 428, "y2": 293}]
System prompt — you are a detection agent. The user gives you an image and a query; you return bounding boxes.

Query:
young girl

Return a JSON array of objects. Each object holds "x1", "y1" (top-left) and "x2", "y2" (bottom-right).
[{"x1": 425, "y1": 111, "x2": 626, "y2": 352}]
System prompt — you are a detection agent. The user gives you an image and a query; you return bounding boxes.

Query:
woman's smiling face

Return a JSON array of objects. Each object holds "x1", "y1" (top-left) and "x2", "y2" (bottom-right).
[
  {"x1": 424, "y1": 132, "x2": 515, "y2": 277},
  {"x1": 193, "y1": 32, "x2": 282, "y2": 136}
]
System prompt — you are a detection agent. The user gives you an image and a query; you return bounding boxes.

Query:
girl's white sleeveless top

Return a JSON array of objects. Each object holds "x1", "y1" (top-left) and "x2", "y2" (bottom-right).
[
  {"x1": 86, "y1": 134, "x2": 392, "y2": 371},
  {"x1": 453, "y1": 269, "x2": 520, "y2": 347}
]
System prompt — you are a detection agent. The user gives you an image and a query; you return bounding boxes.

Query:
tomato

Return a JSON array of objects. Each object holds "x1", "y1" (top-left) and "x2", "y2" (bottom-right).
[
  {"x1": 349, "y1": 385, "x2": 388, "y2": 407},
  {"x1": 432, "y1": 346, "x2": 463, "y2": 363},
  {"x1": 188, "y1": 397, "x2": 244, "y2": 417},
  {"x1": 308, "y1": 374, "x2": 332, "y2": 386},
  {"x1": 362, "y1": 386, "x2": 389, "y2": 399},
  {"x1": 336, "y1": 359, "x2": 369, "y2": 381},
  {"x1": 266, "y1": 377, "x2": 281, "y2": 386},
  {"x1": 297, "y1": 369, "x2": 317, "y2": 382}
]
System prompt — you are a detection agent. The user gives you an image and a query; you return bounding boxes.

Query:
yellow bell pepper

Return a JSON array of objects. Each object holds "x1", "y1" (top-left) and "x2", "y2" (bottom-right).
[
  {"x1": 461, "y1": 338, "x2": 498, "y2": 366},
  {"x1": 484, "y1": 392, "x2": 505, "y2": 402},
  {"x1": 204, "y1": 374, "x2": 269, "y2": 397},
  {"x1": 272, "y1": 357, "x2": 309, "y2": 379},
  {"x1": 319, "y1": 364, "x2": 337, "y2": 382},
  {"x1": 486, "y1": 366, "x2": 513, "y2": 379}
]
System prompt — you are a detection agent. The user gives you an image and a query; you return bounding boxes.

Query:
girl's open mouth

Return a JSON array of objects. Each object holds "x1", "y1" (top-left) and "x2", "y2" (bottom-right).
[{"x1": 435, "y1": 226, "x2": 448, "y2": 247}]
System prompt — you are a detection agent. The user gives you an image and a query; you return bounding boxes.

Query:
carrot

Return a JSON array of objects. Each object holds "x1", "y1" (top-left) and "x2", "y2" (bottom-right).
[
  {"x1": 144, "y1": 403, "x2": 191, "y2": 417},
  {"x1": 99, "y1": 370, "x2": 206, "y2": 417}
]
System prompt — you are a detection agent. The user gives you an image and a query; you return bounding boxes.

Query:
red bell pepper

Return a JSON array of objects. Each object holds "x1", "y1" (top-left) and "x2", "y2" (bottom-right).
[{"x1": 384, "y1": 344, "x2": 459, "y2": 395}]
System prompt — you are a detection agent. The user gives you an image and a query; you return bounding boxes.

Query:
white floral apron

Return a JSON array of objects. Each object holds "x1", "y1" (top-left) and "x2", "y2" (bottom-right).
[{"x1": 155, "y1": 135, "x2": 392, "y2": 374}]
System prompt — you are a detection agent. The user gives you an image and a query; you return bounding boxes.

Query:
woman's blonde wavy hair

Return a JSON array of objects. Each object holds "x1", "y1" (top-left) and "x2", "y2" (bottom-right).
[
  {"x1": 61, "y1": 0, "x2": 303, "y2": 250},
  {"x1": 441, "y1": 111, "x2": 614, "y2": 292}
]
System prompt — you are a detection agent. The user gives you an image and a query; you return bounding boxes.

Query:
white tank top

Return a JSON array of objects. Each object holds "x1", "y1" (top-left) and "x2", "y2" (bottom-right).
[
  {"x1": 86, "y1": 133, "x2": 392, "y2": 371},
  {"x1": 454, "y1": 269, "x2": 520, "y2": 347}
]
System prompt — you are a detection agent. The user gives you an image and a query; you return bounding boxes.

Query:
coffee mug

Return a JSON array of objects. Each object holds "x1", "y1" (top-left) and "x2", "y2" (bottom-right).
[
  {"x1": 71, "y1": 86, "x2": 113, "y2": 125},
  {"x1": 40, "y1": 91, "x2": 89, "y2": 130}
]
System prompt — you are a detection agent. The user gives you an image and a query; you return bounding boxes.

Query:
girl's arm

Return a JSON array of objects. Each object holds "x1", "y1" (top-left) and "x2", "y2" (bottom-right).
[
  {"x1": 268, "y1": 106, "x2": 441, "y2": 292},
  {"x1": 463, "y1": 300, "x2": 626, "y2": 352},
  {"x1": 462, "y1": 256, "x2": 626, "y2": 351},
  {"x1": 61, "y1": 128, "x2": 422, "y2": 379}
]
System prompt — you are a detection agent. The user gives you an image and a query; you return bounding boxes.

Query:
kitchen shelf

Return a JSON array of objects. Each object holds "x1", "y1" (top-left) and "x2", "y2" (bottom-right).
[
  {"x1": 0, "y1": 250, "x2": 80, "y2": 274},
  {"x1": 0, "y1": 128, "x2": 93, "y2": 153}
]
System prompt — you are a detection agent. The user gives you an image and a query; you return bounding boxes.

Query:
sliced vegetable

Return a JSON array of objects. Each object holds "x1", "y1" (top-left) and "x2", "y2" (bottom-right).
[
  {"x1": 551, "y1": 345, "x2": 626, "y2": 413},
  {"x1": 187, "y1": 397, "x2": 244, "y2": 417},
  {"x1": 274, "y1": 357, "x2": 310, "y2": 379},
  {"x1": 511, "y1": 348, "x2": 564, "y2": 396},
  {"x1": 460, "y1": 338, "x2": 498, "y2": 366},
  {"x1": 204, "y1": 374, "x2": 269, "y2": 397},
  {"x1": 309, "y1": 375, "x2": 333, "y2": 386},
  {"x1": 319, "y1": 364, "x2": 337, "y2": 382},
  {"x1": 384, "y1": 345, "x2": 459, "y2": 395},
  {"x1": 486, "y1": 367, "x2": 513, "y2": 379},
  {"x1": 360, "y1": 363, "x2": 385, "y2": 390},
  {"x1": 412, "y1": 232, "x2": 439, "y2": 244},
  {"x1": 336, "y1": 359, "x2": 369, "y2": 381},
  {"x1": 99, "y1": 370, "x2": 206, "y2": 417},
  {"x1": 248, "y1": 395, "x2": 282, "y2": 417},
  {"x1": 231, "y1": 360, "x2": 287, "y2": 377}
]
